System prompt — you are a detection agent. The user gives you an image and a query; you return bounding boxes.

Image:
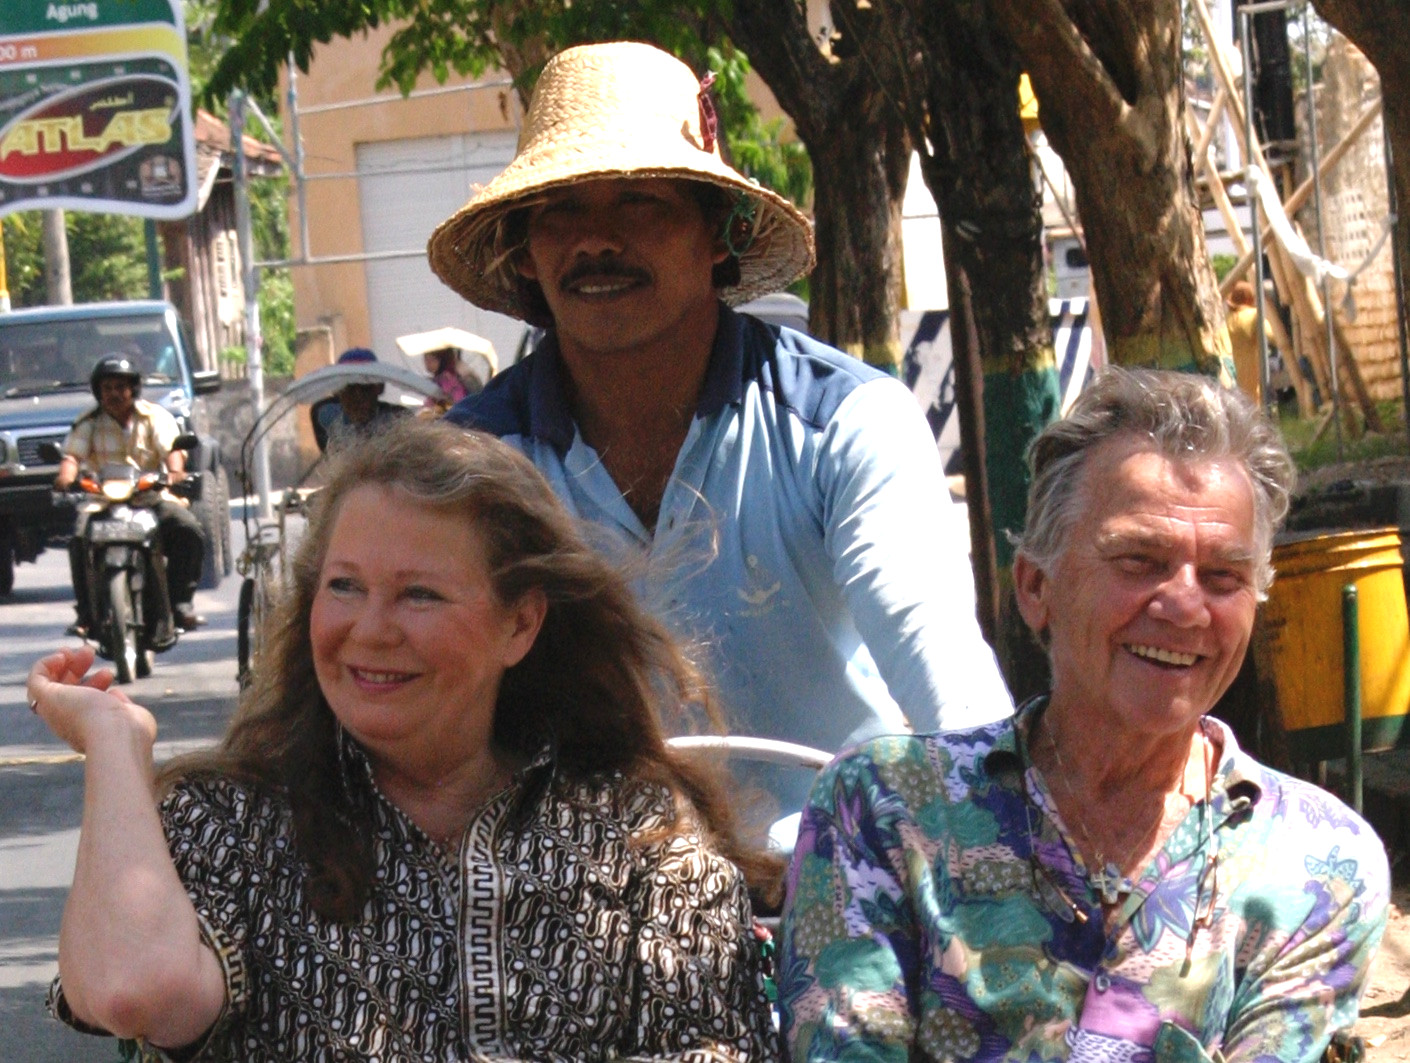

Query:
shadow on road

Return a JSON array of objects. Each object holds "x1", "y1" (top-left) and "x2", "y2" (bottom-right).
[
  {"x1": 0, "y1": 981, "x2": 117, "y2": 1062},
  {"x1": 0, "y1": 586, "x2": 75, "y2": 607}
]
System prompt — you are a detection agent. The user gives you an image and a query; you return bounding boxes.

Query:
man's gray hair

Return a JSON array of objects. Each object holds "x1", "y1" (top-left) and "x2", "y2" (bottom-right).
[{"x1": 1014, "y1": 367, "x2": 1296, "y2": 598}]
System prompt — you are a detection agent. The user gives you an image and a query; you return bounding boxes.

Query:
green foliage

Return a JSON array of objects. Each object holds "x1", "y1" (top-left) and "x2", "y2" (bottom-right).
[
  {"x1": 257, "y1": 268, "x2": 297, "y2": 376},
  {"x1": 1279, "y1": 401, "x2": 1409, "y2": 474},
  {"x1": 707, "y1": 47, "x2": 812, "y2": 210},
  {"x1": 0, "y1": 213, "x2": 42, "y2": 303},
  {"x1": 1286, "y1": 6, "x2": 1332, "y2": 94},
  {"x1": 203, "y1": 0, "x2": 809, "y2": 211},
  {"x1": 205, "y1": 0, "x2": 405, "y2": 107},
  {"x1": 1211, "y1": 253, "x2": 1238, "y2": 282},
  {"x1": 1, "y1": 211, "x2": 150, "y2": 306}
]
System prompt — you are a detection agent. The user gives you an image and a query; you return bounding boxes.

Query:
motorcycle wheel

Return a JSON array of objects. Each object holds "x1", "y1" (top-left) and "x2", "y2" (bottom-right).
[
  {"x1": 0, "y1": 544, "x2": 13, "y2": 596},
  {"x1": 136, "y1": 648, "x2": 154, "y2": 679},
  {"x1": 107, "y1": 570, "x2": 139, "y2": 685}
]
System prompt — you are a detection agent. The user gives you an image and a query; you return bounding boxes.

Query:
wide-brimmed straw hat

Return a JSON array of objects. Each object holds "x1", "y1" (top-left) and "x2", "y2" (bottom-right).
[{"x1": 426, "y1": 41, "x2": 815, "y2": 320}]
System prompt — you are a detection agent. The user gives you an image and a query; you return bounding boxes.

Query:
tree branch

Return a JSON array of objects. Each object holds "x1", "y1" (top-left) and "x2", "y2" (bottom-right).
[{"x1": 988, "y1": 0, "x2": 1140, "y2": 148}]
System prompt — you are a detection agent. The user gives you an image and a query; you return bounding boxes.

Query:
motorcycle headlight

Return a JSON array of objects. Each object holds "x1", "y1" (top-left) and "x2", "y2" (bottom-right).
[{"x1": 102, "y1": 480, "x2": 135, "y2": 502}]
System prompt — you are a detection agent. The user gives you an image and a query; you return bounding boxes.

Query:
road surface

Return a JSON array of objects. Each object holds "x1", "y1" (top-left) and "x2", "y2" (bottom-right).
[{"x1": 0, "y1": 518, "x2": 243, "y2": 1058}]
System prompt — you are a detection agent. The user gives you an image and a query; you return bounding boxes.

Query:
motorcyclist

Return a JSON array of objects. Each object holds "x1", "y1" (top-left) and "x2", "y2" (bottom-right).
[{"x1": 54, "y1": 356, "x2": 207, "y2": 636}]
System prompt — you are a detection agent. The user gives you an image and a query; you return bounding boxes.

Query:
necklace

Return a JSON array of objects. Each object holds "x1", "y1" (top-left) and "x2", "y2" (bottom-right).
[{"x1": 1041, "y1": 718, "x2": 1210, "y2": 906}]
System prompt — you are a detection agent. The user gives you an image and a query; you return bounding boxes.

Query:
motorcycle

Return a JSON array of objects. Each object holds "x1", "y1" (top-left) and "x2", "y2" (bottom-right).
[{"x1": 41, "y1": 437, "x2": 201, "y2": 684}]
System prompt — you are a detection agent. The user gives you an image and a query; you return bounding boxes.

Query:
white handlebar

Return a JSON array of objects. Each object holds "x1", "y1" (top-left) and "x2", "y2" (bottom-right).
[{"x1": 666, "y1": 736, "x2": 833, "y2": 770}]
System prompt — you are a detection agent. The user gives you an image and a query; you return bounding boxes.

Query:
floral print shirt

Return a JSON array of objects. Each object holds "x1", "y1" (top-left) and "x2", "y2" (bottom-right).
[
  {"x1": 778, "y1": 700, "x2": 1389, "y2": 1062},
  {"x1": 52, "y1": 748, "x2": 778, "y2": 1062}
]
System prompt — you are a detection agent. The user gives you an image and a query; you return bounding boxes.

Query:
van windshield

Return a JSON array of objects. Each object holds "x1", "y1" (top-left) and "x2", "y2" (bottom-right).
[{"x1": 0, "y1": 314, "x2": 183, "y2": 396}]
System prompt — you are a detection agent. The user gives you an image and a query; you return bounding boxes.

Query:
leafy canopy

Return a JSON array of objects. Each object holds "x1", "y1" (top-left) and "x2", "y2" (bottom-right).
[{"x1": 203, "y1": 0, "x2": 809, "y2": 209}]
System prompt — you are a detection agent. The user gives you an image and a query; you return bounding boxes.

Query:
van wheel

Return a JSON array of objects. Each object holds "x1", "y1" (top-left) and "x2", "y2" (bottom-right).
[
  {"x1": 218, "y1": 468, "x2": 234, "y2": 576},
  {"x1": 196, "y1": 466, "x2": 231, "y2": 590}
]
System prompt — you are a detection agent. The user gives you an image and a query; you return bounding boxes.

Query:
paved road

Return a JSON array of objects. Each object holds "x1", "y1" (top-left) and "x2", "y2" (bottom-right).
[{"x1": 0, "y1": 518, "x2": 245, "y2": 1058}]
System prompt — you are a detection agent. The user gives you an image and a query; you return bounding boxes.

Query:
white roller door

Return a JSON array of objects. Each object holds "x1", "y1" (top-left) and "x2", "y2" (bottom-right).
[{"x1": 357, "y1": 131, "x2": 530, "y2": 373}]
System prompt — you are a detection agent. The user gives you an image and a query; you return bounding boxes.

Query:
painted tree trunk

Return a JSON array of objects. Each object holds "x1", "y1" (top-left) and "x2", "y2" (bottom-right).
[
  {"x1": 727, "y1": 0, "x2": 910, "y2": 369},
  {"x1": 991, "y1": 0, "x2": 1234, "y2": 380},
  {"x1": 911, "y1": 0, "x2": 1058, "y2": 694},
  {"x1": 807, "y1": 110, "x2": 910, "y2": 369}
]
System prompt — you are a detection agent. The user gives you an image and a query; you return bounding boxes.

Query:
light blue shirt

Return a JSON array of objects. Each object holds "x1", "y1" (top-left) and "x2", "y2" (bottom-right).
[{"x1": 446, "y1": 306, "x2": 1012, "y2": 771}]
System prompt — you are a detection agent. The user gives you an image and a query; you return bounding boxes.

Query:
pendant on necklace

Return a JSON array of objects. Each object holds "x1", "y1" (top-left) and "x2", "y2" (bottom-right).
[{"x1": 1087, "y1": 861, "x2": 1130, "y2": 906}]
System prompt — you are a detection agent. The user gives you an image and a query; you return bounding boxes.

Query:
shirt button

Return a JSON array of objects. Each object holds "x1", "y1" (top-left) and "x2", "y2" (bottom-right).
[{"x1": 1094, "y1": 972, "x2": 1111, "y2": 993}]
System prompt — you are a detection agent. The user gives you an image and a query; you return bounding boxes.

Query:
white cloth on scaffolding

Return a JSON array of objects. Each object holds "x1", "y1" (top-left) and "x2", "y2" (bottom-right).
[{"x1": 1246, "y1": 164, "x2": 1394, "y2": 321}]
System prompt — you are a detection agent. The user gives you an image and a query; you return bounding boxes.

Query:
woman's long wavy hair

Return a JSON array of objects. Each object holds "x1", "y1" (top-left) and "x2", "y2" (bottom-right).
[{"x1": 159, "y1": 418, "x2": 777, "y2": 920}]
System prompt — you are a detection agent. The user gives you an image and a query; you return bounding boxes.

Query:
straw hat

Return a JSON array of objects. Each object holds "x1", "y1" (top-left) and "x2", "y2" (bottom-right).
[{"x1": 426, "y1": 41, "x2": 815, "y2": 320}]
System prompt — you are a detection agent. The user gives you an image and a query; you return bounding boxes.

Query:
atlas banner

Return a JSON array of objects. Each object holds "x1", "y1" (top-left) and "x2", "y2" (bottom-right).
[{"x1": 0, "y1": 0, "x2": 196, "y2": 220}]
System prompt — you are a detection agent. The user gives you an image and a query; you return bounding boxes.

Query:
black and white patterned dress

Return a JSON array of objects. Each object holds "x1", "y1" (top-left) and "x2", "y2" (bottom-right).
[{"x1": 51, "y1": 751, "x2": 778, "y2": 1062}]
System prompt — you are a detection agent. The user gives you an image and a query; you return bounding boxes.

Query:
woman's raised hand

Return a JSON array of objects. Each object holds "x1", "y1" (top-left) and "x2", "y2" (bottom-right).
[{"x1": 26, "y1": 646, "x2": 156, "y2": 755}]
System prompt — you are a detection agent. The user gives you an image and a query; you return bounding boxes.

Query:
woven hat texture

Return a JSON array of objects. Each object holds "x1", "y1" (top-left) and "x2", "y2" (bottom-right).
[{"x1": 426, "y1": 41, "x2": 814, "y2": 319}]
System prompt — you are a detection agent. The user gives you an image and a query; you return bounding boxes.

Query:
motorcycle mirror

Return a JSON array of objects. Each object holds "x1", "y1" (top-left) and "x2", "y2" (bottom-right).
[
  {"x1": 172, "y1": 433, "x2": 199, "y2": 452},
  {"x1": 37, "y1": 441, "x2": 64, "y2": 463}
]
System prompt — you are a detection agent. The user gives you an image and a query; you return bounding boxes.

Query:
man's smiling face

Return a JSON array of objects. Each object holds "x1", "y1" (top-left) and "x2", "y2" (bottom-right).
[
  {"x1": 516, "y1": 177, "x2": 727, "y2": 359},
  {"x1": 1016, "y1": 432, "x2": 1260, "y2": 741}
]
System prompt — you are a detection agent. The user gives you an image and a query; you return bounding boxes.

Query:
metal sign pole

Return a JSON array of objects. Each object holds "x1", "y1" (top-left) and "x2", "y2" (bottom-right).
[
  {"x1": 231, "y1": 90, "x2": 272, "y2": 520},
  {"x1": 1240, "y1": 9, "x2": 1273, "y2": 412},
  {"x1": 1302, "y1": 0, "x2": 1342, "y2": 459}
]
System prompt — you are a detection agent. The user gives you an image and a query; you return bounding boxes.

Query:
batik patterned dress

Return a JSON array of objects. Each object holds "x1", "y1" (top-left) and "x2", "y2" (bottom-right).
[{"x1": 51, "y1": 750, "x2": 778, "y2": 1062}]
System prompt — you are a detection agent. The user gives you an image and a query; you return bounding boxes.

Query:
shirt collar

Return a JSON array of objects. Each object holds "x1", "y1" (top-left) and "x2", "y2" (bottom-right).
[
  {"x1": 981, "y1": 695, "x2": 1265, "y2": 813},
  {"x1": 340, "y1": 728, "x2": 559, "y2": 837},
  {"x1": 979, "y1": 695, "x2": 1038, "y2": 783},
  {"x1": 525, "y1": 302, "x2": 744, "y2": 453}
]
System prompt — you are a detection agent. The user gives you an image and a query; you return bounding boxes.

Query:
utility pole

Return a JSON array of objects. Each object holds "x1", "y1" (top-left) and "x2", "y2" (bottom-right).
[
  {"x1": 41, "y1": 210, "x2": 71, "y2": 305},
  {"x1": 231, "y1": 90, "x2": 272, "y2": 519}
]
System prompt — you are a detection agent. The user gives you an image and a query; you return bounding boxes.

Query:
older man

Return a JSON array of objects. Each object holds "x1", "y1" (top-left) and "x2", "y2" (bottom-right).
[
  {"x1": 427, "y1": 42, "x2": 1010, "y2": 798},
  {"x1": 780, "y1": 368, "x2": 1388, "y2": 1062}
]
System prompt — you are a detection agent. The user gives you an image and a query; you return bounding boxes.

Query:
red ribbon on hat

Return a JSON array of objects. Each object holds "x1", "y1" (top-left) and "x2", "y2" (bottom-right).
[{"x1": 698, "y1": 72, "x2": 718, "y2": 153}]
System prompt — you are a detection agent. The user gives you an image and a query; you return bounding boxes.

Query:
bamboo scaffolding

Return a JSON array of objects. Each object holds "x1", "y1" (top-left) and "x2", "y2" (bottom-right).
[
  {"x1": 1186, "y1": 98, "x2": 1315, "y2": 414},
  {"x1": 1190, "y1": 0, "x2": 1381, "y2": 428}
]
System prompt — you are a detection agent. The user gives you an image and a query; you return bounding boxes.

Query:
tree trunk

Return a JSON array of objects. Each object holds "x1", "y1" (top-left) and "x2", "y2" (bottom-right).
[
  {"x1": 807, "y1": 108, "x2": 909, "y2": 367},
  {"x1": 909, "y1": 0, "x2": 1057, "y2": 696},
  {"x1": 726, "y1": 0, "x2": 911, "y2": 368},
  {"x1": 990, "y1": 0, "x2": 1233, "y2": 378}
]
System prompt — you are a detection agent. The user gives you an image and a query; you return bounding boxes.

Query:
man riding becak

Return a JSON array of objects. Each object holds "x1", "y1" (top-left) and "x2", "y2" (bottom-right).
[
  {"x1": 54, "y1": 356, "x2": 205, "y2": 635},
  {"x1": 430, "y1": 41, "x2": 1013, "y2": 801}
]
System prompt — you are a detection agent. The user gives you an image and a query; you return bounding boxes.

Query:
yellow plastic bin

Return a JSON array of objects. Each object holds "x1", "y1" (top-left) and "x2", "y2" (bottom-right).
[{"x1": 1262, "y1": 527, "x2": 1410, "y2": 761}]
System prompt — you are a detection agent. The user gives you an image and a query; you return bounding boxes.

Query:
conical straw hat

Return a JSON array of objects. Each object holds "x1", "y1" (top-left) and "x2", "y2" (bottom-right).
[{"x1": 427, "y1": 41, "x2": 815, "y2": 320}]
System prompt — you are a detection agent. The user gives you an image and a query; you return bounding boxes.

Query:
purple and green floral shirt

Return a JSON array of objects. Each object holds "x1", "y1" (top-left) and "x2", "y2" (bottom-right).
[{"x1": 779, "y1": 700, "x2": 1389, "y2": 1062}]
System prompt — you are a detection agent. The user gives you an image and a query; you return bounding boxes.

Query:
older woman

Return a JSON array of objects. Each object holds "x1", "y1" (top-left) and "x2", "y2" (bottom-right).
[
  {"x1": 778, "y1": 368, "x2": 1388, "y2": 1062},
  {"x1": 29, "y1": 418, "x2": 778, "y2": 1061}
]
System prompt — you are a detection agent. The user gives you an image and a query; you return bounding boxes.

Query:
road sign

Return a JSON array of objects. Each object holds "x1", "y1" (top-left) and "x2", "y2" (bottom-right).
[{"x1": 0, "y1": 0, "x2": 196, "y2": 219}]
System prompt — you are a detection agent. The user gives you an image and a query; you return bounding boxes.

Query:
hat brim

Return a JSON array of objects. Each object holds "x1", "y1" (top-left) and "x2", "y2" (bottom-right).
[{"x1": 427, "y1": 163, "x2": 814, "y2": 321}]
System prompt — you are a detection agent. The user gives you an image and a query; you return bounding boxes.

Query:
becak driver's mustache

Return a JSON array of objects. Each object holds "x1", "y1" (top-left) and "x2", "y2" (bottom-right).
[{"x1": 558, "y1": 258, "x2": 651, "y2": 292}]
